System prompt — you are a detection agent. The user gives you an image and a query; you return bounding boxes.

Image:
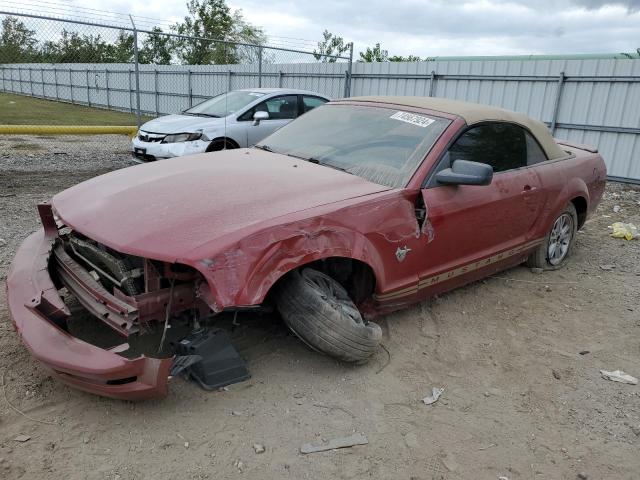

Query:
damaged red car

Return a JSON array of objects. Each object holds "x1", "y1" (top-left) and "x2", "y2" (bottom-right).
[{"x1": 7, "y1": 96, "x2": 607, "y2": 400}]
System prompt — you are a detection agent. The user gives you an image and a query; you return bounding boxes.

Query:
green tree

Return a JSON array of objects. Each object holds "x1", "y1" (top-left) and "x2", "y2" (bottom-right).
[
  {"x1": 41, "y1": 29, "x2": 133, "y2": 63},
  {"x1": 173, "y1": 0, "x2": 265, "y2": 65},
  {"x1": 358, "y1": 43, "x2": 388, "y2": 62},
  {"x1": 110, "y1": 30, "x2": 134, "y2": 63},
  {"x1": 388, "y1": 54, "x2": 422, "y2": 62},
  {"x1": 0, "y1": 16, "x2": 40, "y2": 62},
  {"x1": 313, "y1": 30, "x2": 350, "y2": 62},
  {"x1": 225, "y1": 10, "x2": 267, "y2": 64},
  {"x1": 139, "y1": 27, "x2": 174, "y2": 64},
  {"x1": 359, "y1": 43, "x2": 422, "y2": 62}
]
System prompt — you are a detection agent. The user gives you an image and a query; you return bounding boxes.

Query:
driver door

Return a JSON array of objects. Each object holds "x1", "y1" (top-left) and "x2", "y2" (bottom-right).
[
  {"x1": 415, "y1": 122, "x2": 545, "y2": 299},
  {"x1": 244, "y1": 95, "x2": 299, "y2": 146}
]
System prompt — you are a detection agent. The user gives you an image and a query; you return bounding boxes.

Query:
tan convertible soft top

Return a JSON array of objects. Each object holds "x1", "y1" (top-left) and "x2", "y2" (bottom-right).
[{"x1": 348, "y1": 96, "x2": 567, "y2": 160}]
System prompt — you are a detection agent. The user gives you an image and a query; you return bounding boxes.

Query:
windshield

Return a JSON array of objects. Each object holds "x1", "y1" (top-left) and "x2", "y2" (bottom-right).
[
  {"x1": 184, "y1": 91, "x2": 266, "y2": 117},
  {"x1": 257, "y1": 104, "x2": 450, "y2": 188}
]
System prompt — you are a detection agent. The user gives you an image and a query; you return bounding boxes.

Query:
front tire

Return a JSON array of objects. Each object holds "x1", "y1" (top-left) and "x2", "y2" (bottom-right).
[
  {"x1": 527, "y1": 203, "x2": 578, "y2": 270},
  {"x1": 275, "y1": 268, "x2": 382, "y2": 363},
  {"x1": 206, "y1": 138, "x2": 238, "y2": 152}
]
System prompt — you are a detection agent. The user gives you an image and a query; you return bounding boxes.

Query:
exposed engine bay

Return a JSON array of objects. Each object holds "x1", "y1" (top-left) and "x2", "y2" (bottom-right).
[{"x1": 51, "y1": 229, "x2": 249, "y2": 390}]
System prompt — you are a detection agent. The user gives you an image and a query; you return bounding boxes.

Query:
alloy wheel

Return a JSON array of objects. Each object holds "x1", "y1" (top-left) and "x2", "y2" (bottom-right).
[{"x1": 547, "y1": 213, "x2": 573, "y2": 266}]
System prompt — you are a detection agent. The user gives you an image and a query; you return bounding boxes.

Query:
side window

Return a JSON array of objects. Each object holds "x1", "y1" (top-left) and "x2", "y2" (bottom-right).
[
  {"x1": 448, "y1": 123, "x2": 527, "y2": 173},
  {"x1": 302, "y1": 96, "x2": 327, "y2": 113},
  {"x1": 525, "y1": 131, "x2": 548, "y2": 165},
  {"x1": 239, "y1": 95, "x2": 299, "y2": 121}
]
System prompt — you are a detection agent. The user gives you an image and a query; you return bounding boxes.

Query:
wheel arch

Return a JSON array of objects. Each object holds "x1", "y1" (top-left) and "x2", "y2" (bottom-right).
[
  {"x1": 540, "y1": 177, "x2": 589, "y2": 236},
  {"x1": 266, "y1": 256, "x2": 378, "y2": 305},
  {"x1": 196, "y1": 232, "x2": 388, "y2": 310},
  {"x1": 570, "y1": 195, "x2": 588, "y2": 229},
  {"x1": 250, "y1": 250, "x2": 382, "y2": 308},
  {"x1": 205, "y1": 136, "x2": 240, "y2": 151}
]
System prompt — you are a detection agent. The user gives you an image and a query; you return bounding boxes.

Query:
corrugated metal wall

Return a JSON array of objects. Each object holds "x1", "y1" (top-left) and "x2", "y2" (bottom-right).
[
  {"x1": 2, "y1": 58, "x2": 639, "y2": 180},
  {"x1": 0, "y1": 62, "x2": 349, "y2": 115}
]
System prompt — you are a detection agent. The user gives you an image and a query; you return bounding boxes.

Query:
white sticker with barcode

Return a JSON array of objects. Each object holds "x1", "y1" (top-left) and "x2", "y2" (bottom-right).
[{"x1": 390, "y1": 111, "x2": 435, "y2": 128}]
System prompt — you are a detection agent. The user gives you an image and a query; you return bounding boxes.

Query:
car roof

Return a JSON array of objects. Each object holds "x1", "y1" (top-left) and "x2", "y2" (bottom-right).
[
  {"x1": 236, "y1": 87, "x2": 329, "y2": 97},
  {"x1": 348, "y1": 95, "x2": 566, "y2": 160}
]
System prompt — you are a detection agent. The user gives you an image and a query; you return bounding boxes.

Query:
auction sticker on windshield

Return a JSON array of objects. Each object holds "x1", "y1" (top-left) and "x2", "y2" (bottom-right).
[{"x1": 390, "y1": 111, "x2": 435, "y2": 128}]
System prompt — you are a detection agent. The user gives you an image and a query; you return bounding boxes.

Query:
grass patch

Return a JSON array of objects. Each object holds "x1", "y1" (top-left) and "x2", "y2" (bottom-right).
[
  {"x1": 11, "y1": 143, "x2": 45, "y2": 151},
  {"x1": 0, "y1": 92, "x2": 152, "y2": 126}
]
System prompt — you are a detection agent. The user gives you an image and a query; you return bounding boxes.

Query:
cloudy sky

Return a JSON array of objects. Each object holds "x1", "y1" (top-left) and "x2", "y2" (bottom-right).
[{"x1": 8, "y1": 0, "x2": 640, "y2": 57}]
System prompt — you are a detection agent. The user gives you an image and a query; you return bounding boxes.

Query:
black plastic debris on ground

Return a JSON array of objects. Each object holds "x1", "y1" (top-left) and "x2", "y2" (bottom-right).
[{"x1": 171, "y1": 328, "x2": 250, "y2": 390}]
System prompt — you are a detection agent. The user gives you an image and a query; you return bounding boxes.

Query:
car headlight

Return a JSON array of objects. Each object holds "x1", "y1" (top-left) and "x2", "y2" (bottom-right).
[{"x1": 162, "y1": 132, "x2": 202, "y2": 143}]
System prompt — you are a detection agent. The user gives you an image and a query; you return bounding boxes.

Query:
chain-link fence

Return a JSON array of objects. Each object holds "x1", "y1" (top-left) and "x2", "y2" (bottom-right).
[{"x1": 0, "y1": 11, "x2": 353, "y2": 158}]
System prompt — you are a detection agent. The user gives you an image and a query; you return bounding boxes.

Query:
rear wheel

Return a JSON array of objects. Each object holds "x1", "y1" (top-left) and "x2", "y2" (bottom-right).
[
  {"x1": 527, "y1": 203, "x2": 578, "y2": 270},
  {"x1": 275, "y1": 268, "x2": 382, "y2": 363}
]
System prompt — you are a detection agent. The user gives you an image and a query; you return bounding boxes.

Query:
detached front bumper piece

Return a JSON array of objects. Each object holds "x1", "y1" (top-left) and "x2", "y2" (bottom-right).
[{"x1": 6, "y1": 227, "x2": 172, "y2": 401}]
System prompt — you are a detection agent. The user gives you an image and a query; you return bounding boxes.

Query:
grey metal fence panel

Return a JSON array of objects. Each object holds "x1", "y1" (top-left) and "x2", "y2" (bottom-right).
[
  {"x1": 1, "y1": 61, "x2": 349, "y2": 112},
  {"x1": 2, "y1": 56, "x2": 639, "y2": 180}
]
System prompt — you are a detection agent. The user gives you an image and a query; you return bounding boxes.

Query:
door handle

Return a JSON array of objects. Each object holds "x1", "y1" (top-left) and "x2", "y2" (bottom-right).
[{"x1": 522, "y1": 185, "x2": 536, "y2": 192}]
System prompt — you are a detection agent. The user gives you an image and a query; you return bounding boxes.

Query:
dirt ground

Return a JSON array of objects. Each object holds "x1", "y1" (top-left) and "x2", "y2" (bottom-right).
[{"x1": 1, "y1": 139, "x2": 639, "y2": 480}]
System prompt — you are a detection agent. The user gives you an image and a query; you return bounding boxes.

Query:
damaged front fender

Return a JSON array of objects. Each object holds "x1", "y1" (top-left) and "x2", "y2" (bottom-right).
[{"x1": 193, "y1": 190, "x2": 424, "y2": 308}]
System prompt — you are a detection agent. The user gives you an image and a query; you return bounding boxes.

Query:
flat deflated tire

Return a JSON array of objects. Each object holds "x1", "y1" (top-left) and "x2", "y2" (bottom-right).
[{"x1": 276, "y1": 268, "x2": 382, "y2": 363}]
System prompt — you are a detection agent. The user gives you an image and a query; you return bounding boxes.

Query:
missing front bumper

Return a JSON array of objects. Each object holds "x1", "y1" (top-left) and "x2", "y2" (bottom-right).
[
  {"x1": 7, "y1": 228, "x2": 173, "y2": 400},
  {"x1": 7, "y1": 203, "x2": 252, "y2": 400}
]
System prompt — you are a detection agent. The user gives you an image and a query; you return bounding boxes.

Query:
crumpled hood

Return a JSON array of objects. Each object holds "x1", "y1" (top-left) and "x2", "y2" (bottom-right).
[
  {"x1": 140, "y1": 114, "x2": 224, "y2": 134},
  {"x1": 53, "y1": 149, "x2": 391, "y2": 262}
]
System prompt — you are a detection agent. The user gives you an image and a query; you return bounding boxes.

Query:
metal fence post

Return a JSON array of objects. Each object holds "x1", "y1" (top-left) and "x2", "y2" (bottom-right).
[
  {"x1": 188, "y1": 69, "x2": 193, "y2": 107},
  {"x1": 343, "y1": 42, "x2": 354, "y2": 98},
  {"x1": 1, "y1": 66, "x2": 4, "y2": 92},
  {"x1": 106, "y1": 68, "x2": 111, "y2": 109},
  {"x1": 258, "y1": 46, "x2": 263, "y2": 87},
  {"x1": 278, "y1": 70, "x2": 283, "y2": 88},
  {"x1": 428, "y1": 70, "x2": 436, "y2": 97},
  {"x1": 86, "y1": 69, "x2": 91, "y2": 106},
  {"x1": 550, "y1": 71, "x2": 565, "y2": 135},
  {"x1": 40, "y1": 66, "x2": 45, "y2": 98},
  {"x1": 227, "y1": 70, "x2": 232, "y2": 92},
  {"x1": 154, "y1": 69, "x2": 159, "y2": 116},
  {"x1": 28, "y1": 68, "x2": 33, "y2": 96},
  {"x1": 54, "y1": 67, "x2": 59, "y2": 100},
  {"x1": 128, "y1": 69, "x2": 133, "y2": 112},
  {"x1": 129, "y1": 15, "x2": 142, "y2": 127},
  {"x1": 18, "y1": 66, "x2": 22, "y2": 94},
  {"x1": 69, "y1": 68, "x2": 74, "y2": 104}
]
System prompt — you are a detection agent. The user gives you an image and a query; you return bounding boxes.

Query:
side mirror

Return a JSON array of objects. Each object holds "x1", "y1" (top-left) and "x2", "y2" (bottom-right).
[
  {"x1": 253, "y1": 111, "x2": 269, "y2": 126},
  {"x1": 435, "y1": 159, "x2": 493, "y2": 186}
]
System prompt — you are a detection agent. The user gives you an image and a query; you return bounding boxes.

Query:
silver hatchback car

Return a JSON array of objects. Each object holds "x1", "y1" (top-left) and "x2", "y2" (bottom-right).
[{"x1": 131, "y1": 88, "x2": 329, "y2": 161}]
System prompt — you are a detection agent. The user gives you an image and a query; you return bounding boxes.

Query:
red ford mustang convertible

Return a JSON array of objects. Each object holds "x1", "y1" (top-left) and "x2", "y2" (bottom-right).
[{"x1": 7, "y1": 96, "x2": 606, "y2": 399}]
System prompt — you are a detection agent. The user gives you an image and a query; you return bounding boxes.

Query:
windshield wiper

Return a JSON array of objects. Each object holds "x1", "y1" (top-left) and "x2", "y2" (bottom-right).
[
  {"x1": 254, "y1": 144, "x2": 274, "y2": 152},
  {"x1": 180, "y1": 111, "x2": 219, "y2": 117},
  {"x1": 256, "y1": 148, "x2": 352, "y2": 175},
  {"x1": 314, "y1": 161, "x2": 353, "y2": 175},
  {"x1": 295, "y1": 155, "x2": 353, "y2": 175}
]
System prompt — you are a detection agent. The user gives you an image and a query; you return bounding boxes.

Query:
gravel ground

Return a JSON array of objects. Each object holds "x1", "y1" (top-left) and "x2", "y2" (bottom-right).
[{"x1": 1, "y1": 139, "x2": 639, "y2": 480}]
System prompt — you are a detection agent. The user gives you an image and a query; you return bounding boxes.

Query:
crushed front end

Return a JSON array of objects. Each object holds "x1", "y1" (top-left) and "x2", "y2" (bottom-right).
[{"x1": 6, "y1": 202, "x2": 229, "y2": 400}]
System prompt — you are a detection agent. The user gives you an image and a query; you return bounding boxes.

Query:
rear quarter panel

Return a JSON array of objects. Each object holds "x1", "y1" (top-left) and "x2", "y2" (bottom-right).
[{"x1": 532, "y1": 144, "x2": 606, "y2": 237}]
